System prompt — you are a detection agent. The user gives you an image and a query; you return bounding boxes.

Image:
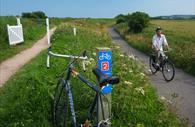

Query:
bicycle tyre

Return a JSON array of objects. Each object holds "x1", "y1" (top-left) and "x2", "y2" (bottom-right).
[
  {"x1": 162, "y1": 60, "x2": 175, "y2": 82},
  {"x1": 149, "y1": 55, "x2": 157, "y2": 74},
  {"x1": 53, "y1": 79, "x2": 69, "y2": 127}
]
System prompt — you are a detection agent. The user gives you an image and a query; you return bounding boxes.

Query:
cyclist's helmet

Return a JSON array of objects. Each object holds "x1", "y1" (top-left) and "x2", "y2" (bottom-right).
[{"x1": 155, "y1": 27, "x2": 162, "y2": 32}]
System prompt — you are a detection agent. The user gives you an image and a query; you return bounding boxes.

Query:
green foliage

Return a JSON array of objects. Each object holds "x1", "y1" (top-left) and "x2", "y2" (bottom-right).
[
  {"x1": 0, "y1": 16, "x2": 16, "y2": 43},
  {"x1": 115, "y1": 12, "x2": 150, "y2": 33},
  {"x1": 128, "y1": 12, "x2": 150, "y2": 33},
  {"x1": 115, "y1": 14, "x2": 126, "y2": 24},
  {"x1": 0, "y1": 16, "x2": 46, "y2": 63},
  {"x1": 22, "y1": 11, "x2": 47, "y2": 19},
  {"x1": 0, "y1": 21, "x2": 184, "y2": 126}
]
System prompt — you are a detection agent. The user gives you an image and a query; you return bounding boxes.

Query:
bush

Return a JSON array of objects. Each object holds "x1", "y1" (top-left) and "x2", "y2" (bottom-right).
[
  {"x1": 115, "y1": 14, "x2": 126, "y2": 24},
  {"x1": 22, "y1": 11, "x2": 47, "y2": 19},
  {"x1": 128, "y1": 12, "x2": 150, "y2": 33}
]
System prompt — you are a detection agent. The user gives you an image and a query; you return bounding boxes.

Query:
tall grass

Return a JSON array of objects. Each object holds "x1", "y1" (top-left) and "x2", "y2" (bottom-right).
[
  {"x1": 0, "y1": 21, "x2": 184, "y2": 126},
  {"x1": 115, "y1": 20, "x2": 195, "y2": 76},
  {"x1": 0, "y1": 16, "x2": 46, "y2": 63}
]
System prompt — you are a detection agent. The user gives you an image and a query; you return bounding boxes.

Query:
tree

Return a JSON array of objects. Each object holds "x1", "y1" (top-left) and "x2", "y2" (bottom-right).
[
  {"x1": 33, "y1": 11, "x2": 47, "y2": 19},
  {"x1": 128, "y1": 12, "x2": 150, "y2": 33},
  {"x1": 115, "y1": 14, "x2": 126, "y2": 24},
  {"x1": 22, "y1": 11, "x2": 47, "y2": 19}
]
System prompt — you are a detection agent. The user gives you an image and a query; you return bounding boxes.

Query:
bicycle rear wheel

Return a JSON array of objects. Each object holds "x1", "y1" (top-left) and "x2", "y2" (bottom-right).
[
  {"x1": 149, "y1": 55, "x2": 157, "y2": 74},
  {"x1": 162, "y1": 60, "x2": 175, "y2": 81},
  {"x1": 53, "y1": 79, "x2": 69, "y2": 127}
]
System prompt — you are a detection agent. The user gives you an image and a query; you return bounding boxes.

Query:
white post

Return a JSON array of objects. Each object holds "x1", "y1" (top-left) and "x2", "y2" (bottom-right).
[
  {"x1": 7, "y1": 25, "x2": 11, "y2": 43},
  {"x1": 16, "y1": 18, "x2": 21, "y2": 25},
  {"x1": 46, "y1": 18, "x2": 50, "y2": 45},
  {"x1": 73, "y1": 27, "x2": 76, "y2": 36}
]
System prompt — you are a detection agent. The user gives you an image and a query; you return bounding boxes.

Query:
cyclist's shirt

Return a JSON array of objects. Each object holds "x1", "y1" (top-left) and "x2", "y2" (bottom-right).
[{"x1": 152, "y1": 34, "x2": 167, "y2": 51}]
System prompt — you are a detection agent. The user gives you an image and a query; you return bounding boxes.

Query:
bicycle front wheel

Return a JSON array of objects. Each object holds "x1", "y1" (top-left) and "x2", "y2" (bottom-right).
[
  {"x1": 162, "y1": 60, "x2": 175, "y2": 82},
  {"x1": 53, "y1": 79, "x2": 69, "y2": 127}
]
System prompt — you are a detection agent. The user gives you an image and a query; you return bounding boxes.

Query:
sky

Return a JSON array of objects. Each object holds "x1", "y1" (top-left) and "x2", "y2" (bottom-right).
[{"x1": 0, "y1": 0, "x2": 195, "y2": 18}]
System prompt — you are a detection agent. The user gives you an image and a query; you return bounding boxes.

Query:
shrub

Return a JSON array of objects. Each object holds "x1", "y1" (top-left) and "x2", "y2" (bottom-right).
[
  {"x1": 22, "y1": 11, "x2": 47, "y2": 19},
  {"x1": 115, "y1": 14, "x2": 126, "y2": 24},
  {"x1": 128, "y1": 12, "x2": 150, "y2": 33}
]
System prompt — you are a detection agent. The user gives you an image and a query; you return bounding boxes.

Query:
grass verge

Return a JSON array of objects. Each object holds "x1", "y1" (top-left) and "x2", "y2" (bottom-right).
[{"x1": 0, "y1": 21, "x2": 185, "y2": 127}]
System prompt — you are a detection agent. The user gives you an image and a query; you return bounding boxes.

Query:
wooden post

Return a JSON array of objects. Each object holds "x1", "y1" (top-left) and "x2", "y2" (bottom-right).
[
  {"x1": 98, "y1": 93, "x2": 111, "y2": 123},
  {"x1": 96, "y1": 47, "x2": 112, "y2": 125}
]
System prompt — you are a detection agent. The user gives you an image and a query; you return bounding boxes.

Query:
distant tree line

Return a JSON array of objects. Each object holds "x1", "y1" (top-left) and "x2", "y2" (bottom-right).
[
  {"x1": 22, "y1": 11, "x2": 47, "y2": 19},
  {"x1": 115, "y1": 12, "x2": 150, "y2": 33},
  {"x1": 151, "y1": 15, "x2": 195, "y2": 20}
]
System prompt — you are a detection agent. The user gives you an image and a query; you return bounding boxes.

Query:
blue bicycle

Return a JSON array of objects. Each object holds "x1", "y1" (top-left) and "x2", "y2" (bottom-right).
[{"x1": 47, "y1": 47, "x2": 120, "y2": 127}]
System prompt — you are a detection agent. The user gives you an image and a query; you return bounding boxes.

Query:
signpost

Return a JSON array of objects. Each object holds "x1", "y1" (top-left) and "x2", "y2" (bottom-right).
[{"x1": 96, "y1": 47, "x2": 112, "y2": 124}]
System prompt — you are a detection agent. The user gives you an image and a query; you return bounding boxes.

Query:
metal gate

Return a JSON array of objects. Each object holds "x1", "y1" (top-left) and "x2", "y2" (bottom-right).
[{"x1": 7, "y1": 24, "x2": 24, "y2": 45}]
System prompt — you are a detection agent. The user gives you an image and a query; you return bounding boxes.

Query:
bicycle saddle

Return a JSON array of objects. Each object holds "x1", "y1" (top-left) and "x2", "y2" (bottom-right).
[{"x1": 92, "y1": 68, "x2": 120, "y2": 87}]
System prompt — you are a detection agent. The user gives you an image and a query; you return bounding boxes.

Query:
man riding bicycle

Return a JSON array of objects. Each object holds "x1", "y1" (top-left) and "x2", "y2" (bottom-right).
[{"x1": 152, "y1": 27, "x2": 169, "y2": 67}]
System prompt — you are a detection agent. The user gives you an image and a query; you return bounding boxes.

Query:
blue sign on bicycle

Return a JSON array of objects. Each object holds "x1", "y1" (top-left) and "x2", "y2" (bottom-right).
[{"x1": 96, "y1": 48, "x2": 112, "y2": 94}]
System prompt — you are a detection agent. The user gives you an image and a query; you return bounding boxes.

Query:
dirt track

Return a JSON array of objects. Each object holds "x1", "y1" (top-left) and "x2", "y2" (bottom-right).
[
  {"x1": 108, "y1": 27, "x2": 195, "y2": 127},
  {"x1": 0, "y1": 28, "x2": 56, "y2": 87}
]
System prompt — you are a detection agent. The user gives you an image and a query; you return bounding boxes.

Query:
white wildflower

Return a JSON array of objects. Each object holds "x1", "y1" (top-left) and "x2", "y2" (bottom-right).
[
  {"x1": 140, "y1": 72, "x2": 145, "y2": 77},
  {"x1": 128, "y1": 54, "x2": 135, "y2": 60},
  {"x1": 124, "y1": 81, "x2": 132, "y2": 85},
  {"x1": 89, "y1": 58, "x2": 95, "y2": 61},
  {"x1": 115, "y1": 46, "x2": 120, "y2": 49},
  {"x1": 135, "y1": 87, "x2": 145, "y2": 96},
  {"x1": 160, "y1": 96, "x2": 166, "y2": 100},
  {"x1": 92, "y1": 52, "x2": 96, "y2": 56},
  {"x1": 122, "y1": 64, "x2": 127, "y2": 67},
  {"x1": 84, "y1": 60, "x2": 91, "y2": 65},
  {"x1": 160, "y1": 96, "x2": 173, "y2": 104},
  {"x1": 120, "y1": 54, "x2": 124, "y2": 57},
  {"x1": 167, "y1": 100, "x2": 173, "y2": 104}
]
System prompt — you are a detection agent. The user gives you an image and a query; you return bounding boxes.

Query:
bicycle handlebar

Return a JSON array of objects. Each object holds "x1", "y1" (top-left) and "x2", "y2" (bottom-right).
[{"x1": 46, "y1": 47, "x2": 88, "y2": 71}]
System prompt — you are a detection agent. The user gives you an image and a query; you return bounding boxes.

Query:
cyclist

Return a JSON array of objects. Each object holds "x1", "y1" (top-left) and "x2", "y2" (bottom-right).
[{"x1": 152, "y1": 27, "x2": 169, "y2": 68}]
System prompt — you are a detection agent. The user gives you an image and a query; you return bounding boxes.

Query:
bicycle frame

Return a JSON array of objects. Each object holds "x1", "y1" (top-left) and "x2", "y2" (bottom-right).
[
  {"x1": 62, "y1": 65, "x2": 108, "y2": 127},
  {"x1": 152, "y1": 50, "x2": 168, "y2": 64},
  {"x1": 48, "y1": 48, "x2": 110, "y2": 126}
]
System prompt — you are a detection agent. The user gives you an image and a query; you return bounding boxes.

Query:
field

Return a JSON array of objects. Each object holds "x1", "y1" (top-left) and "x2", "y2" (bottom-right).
[
  {"x1": 0, "y1": 16, "x2": 46, "y2": 63},
  {"x1": 0, "y1": 19, "x2": 185, "y2": 126},
  {"x1": 115, "y1": 19, "x2": 195, "y2": 76}
]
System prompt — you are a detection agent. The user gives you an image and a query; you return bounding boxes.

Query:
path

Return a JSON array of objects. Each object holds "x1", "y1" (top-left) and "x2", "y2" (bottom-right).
[
  {"x1": 108, "y1": 27, "x2": 195, "y2": 127},
  {"x1": 0, "y1": 28, "x2": 56, "y2": 87}
]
